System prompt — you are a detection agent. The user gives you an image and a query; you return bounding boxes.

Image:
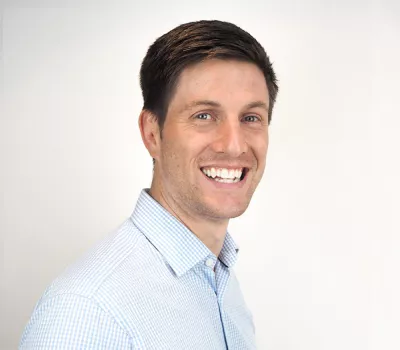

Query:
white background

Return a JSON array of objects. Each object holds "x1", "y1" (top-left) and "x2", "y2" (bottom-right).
[{"x1": 1, "y1": 0, "x2": 399, "y2": 349}]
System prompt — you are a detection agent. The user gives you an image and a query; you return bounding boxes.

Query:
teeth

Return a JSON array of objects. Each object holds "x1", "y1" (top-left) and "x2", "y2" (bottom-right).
[
  {"x1": 202, "y1": 167, "x2": 243, "y2": 181},
  {"x1": 214, "y1": 178, "x2": 240, "y2": 183},
  {"x1": 221, "y1": 169, "x2": 229, "y2": 178}
]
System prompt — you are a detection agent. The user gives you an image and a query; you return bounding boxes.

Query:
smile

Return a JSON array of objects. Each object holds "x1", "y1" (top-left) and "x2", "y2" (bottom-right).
[{"x1": 201, "y1": 167, "x2": 247, "y2": 183}]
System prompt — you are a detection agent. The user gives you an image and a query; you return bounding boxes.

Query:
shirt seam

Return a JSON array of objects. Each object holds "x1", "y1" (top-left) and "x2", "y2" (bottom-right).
[
  {"x1": 37, "y1": 292, "x2": 134, "y2": 345},
  {"x1": 81, "y1": 223, "x2": 142, "y2": 299}
]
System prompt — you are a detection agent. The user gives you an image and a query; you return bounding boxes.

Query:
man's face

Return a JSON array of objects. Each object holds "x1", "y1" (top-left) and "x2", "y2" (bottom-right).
[{"x1": 153, "y1": 59, "x2": 269, "y2": 221}]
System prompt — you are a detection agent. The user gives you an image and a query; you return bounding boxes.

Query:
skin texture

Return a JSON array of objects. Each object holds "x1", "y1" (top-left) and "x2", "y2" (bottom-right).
[{"x1": 139, "y1": 59, "x2": 269, "y2": 256}]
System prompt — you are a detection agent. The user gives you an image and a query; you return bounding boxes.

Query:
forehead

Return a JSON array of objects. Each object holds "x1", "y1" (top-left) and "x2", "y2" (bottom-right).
[{"x1": 169, "y1": 59, "x2": 269, "y2": 112}]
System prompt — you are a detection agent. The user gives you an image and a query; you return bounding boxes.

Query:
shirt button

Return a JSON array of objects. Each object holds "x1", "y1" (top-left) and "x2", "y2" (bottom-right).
[{"x1": 205, "y1": 258, "x2": 215, "y2": 268}]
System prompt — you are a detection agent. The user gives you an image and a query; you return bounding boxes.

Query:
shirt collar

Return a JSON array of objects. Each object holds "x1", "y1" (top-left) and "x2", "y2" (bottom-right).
[{"x1": 130, "y1": 189, "x2": 239, "y2": 277}]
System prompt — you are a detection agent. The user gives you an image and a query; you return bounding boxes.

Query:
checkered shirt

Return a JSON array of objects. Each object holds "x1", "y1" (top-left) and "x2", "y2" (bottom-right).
[{"x1": 20, "y1": 189, "x2": 256, "y2": 349}]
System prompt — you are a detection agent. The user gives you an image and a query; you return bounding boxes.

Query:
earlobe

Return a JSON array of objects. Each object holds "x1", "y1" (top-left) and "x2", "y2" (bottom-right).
[{"x1": 138, "y1": 110, "x2": 160, "y2": 160}]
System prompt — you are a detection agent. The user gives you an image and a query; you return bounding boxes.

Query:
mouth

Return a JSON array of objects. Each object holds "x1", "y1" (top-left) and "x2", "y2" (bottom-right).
[{"x1": 200, "y1": 166, "x2": 249, "y2": 184}]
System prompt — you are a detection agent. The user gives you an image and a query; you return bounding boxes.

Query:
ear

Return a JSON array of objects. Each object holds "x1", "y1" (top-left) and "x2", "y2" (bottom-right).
[{"x1": 138, "y1": 109, "x2": 161, "y2": 161}]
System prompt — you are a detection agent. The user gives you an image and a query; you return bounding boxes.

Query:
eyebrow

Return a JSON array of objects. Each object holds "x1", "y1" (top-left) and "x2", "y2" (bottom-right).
[
  {"x1": 179, "y1": 100, "x2": 269, "y2": 114},
  {"x1": 179, "y1": 100, "x2": 220, "y2": 114},
  {"x1": 245, "y1": 101, "x2": 269, "y2": 112}
]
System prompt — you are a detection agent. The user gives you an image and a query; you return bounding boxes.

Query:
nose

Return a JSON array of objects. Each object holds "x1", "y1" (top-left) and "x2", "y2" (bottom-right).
[{"x1": 212, "y1": 119, "x2": 248, "y2": 157}]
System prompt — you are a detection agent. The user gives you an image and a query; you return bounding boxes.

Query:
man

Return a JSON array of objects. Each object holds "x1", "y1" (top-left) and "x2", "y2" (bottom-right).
[{"x1": 20, "y1": 20, "x2": 278, "y2": 349}]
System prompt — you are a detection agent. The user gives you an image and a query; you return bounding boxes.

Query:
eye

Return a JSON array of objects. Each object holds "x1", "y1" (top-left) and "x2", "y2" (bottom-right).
[
  {"x1": 242, "y1": 115, "x2": 261, "y2": 123},
  {"x1": 195, "y1": 113, "x2": 212, "y2": 120}
]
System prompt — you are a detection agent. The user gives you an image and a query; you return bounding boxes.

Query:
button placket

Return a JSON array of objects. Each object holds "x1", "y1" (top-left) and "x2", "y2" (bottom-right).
[
  {"x1": 205, "y1": 258, "x2": 215, "y2": 268},
  {"x1": 202, "y1": 256, "x2": 217, "y2": 292}
]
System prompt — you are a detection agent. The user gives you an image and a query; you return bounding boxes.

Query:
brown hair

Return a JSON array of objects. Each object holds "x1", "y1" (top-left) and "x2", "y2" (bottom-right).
[{"x1": 140, "y1": 20, "x2": 278, "y2": 130}]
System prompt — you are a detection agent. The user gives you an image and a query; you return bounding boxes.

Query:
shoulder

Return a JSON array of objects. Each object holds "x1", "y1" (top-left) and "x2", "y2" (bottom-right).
[
  {"x1": 20, "y1": 218, "x2": 149, "y2": 348},
  {"x1": 19, "y1": 293, "x2": 134, "y2": 349},
  {"x1": 42, "y1": 218, "x2": 143, "y2": 300}
]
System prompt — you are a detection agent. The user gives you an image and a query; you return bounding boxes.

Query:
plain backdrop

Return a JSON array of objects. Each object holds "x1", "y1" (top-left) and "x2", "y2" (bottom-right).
[{"x1": 1, "y1": 0, "x2": 399, "y2": 349}]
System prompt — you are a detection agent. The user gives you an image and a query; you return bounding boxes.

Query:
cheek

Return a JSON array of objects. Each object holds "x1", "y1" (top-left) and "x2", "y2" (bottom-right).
[
  {"x1": 247, "y1": 132, "x2": 268, "y2": 158},
  {"x1": 172, "y1": 128, "x2": 209, "y2": 156},
  {"x1": 161, "y1": 130, "x2": 202, "y2": 169}
]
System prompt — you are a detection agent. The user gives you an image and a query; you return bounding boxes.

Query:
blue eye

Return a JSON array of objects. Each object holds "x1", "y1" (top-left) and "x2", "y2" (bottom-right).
[
  {"x1": 243, "y1": 115, "x2": 260, "y2": 122},
  {"x1": 196, "y1": 113, "x2": 212, "y2": 120}
]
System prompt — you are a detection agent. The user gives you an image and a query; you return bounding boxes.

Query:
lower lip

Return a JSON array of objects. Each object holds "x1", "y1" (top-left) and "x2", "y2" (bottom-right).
[{"x1": 200, "y1": 170, "x2": 248, "y2": 189}]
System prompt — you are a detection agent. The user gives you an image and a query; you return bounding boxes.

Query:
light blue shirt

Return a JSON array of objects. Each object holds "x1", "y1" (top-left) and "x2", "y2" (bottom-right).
[{"x1": 20, "y1": 189, "x2": 256, "y2": 349}]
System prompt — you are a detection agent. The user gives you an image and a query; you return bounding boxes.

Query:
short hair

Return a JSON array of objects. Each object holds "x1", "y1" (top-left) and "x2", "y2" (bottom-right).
[{"x1": 140, "y1": 20, "x2": 279, "y2": 131}]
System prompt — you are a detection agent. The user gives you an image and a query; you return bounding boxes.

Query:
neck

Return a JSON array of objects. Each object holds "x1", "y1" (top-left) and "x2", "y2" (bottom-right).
[{"x1": 149, "y1": 182, "x2": 228, "y2": 257}]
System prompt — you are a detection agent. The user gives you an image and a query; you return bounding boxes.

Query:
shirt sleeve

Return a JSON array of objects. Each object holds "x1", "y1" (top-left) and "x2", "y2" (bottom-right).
[{"x1": 19, "y1": 293, "x2": 132, "y2": 349}]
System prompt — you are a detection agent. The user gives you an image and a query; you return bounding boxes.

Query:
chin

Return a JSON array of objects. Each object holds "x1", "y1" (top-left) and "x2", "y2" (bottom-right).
[{"x1": 208, "y1": 201, "x2": 249, "y2": 220}]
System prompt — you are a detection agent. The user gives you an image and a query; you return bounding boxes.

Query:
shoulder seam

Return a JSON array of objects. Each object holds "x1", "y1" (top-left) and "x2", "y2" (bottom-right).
[
  {"x1": 90, "y1": 225, "x2": 142, "y2": 297},
  {"x1": 36, "y1": 292, "x2": 134, "y2": 343}
]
